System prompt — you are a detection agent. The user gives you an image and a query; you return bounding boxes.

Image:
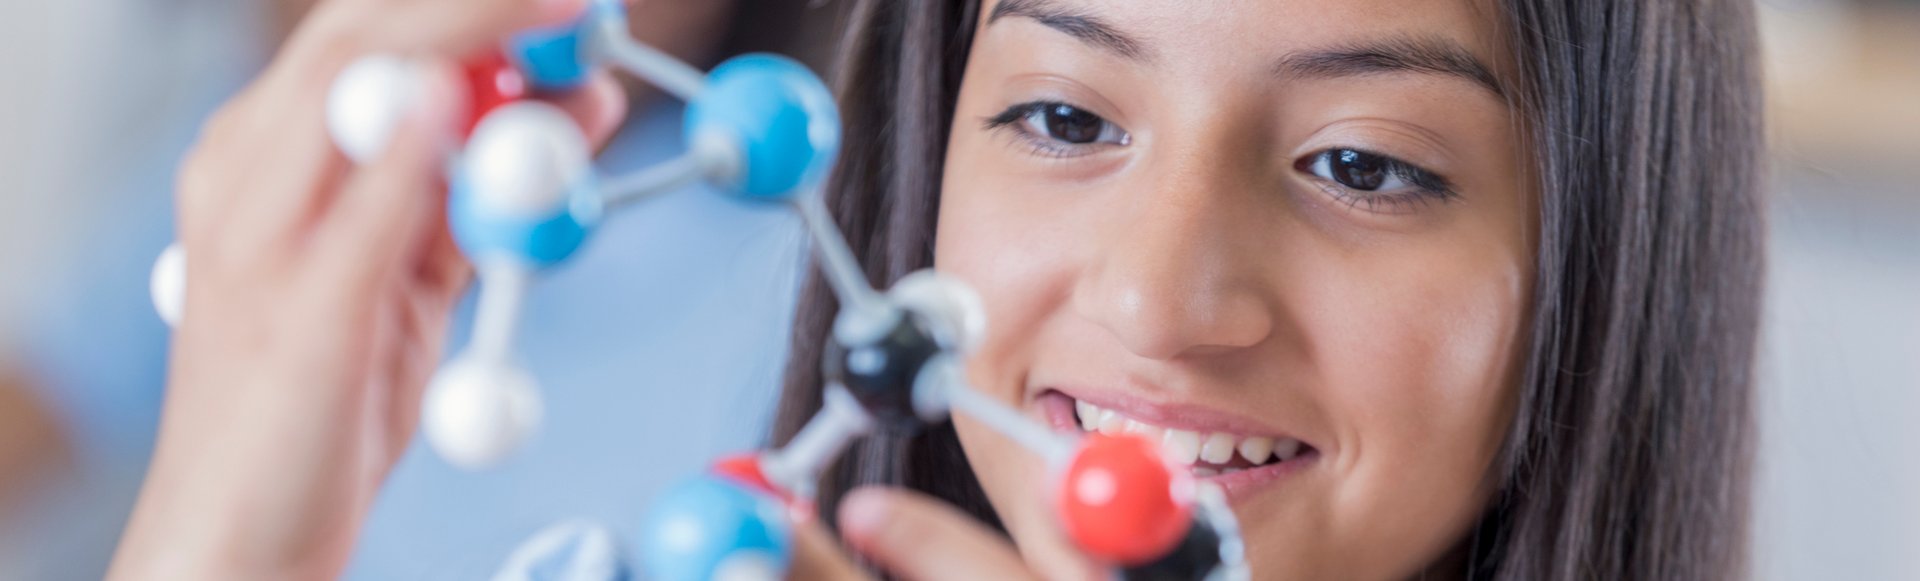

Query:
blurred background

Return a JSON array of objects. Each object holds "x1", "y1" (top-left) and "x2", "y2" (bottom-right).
[{"x1": 0, "y1": 0, "x2": 1913, "y2": 579}]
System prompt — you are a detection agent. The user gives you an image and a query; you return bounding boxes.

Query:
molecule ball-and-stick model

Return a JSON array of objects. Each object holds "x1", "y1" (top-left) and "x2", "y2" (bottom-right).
[{"x1": 149, "y1": 2, "x2": 1249, "y2": 579}]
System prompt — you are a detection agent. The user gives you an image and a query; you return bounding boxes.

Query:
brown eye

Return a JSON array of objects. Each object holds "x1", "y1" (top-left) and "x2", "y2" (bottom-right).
[
  {"x1": 1296, "y1": 147, "x2": 1459, "y2": 214},
  {"x1": 986, "y1": 101, "x2": 1129, "y2": 153},
  {"x1": 1329, "y1": 149, "x2": 1388, "y2": 190},
  {"x1": 1301, "y1": 148, "x2": 1443, "y2": 194},
  {"x1": 1039, "y1": 104, "x2": 1106, "y2": 144}
]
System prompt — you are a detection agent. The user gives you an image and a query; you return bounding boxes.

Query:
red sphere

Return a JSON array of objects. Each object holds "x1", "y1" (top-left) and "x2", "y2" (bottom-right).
[
  {"x1": 1056, "y1": 433, "x2": 1194, "y2": 565},
  {"x1": 710, "y1": 452, "x2": 781, "y2": 497},
  {"x1": 462, "y1": 51, "x2": 529, "y2": 136},
  {"x1": 711, "y1": 452, "x2": 813, "y2": 521}
]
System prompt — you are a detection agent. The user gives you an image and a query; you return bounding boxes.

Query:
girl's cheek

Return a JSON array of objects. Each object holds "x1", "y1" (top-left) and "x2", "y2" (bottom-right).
[
  {"x1": 1298, "y1": 237, "x2": 1527, "y2": 569},
  {"x1": 936, "y1": 148, "x2": 1094, "y2": 391}
]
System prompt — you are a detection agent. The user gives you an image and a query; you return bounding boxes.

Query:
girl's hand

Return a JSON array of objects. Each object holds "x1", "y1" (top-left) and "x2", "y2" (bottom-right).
[
  {"x1": 789, "y1": 487, "x2": 1103, "y2": 581},
  {"x1": 107, "y1": 0, "x2": 625, "y2": 578}
]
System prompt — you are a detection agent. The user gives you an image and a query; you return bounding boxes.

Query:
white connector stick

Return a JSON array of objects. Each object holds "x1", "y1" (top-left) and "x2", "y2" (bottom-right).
[
  {"x1": 469, "y1": 258, "x2": 534, "y2": 364},
  {"x1": 759, "y1": 386, "x2": 873, "y2": 499},
  {"x1": 592, "y1": 15, "x2": 708, "y2": 101}
]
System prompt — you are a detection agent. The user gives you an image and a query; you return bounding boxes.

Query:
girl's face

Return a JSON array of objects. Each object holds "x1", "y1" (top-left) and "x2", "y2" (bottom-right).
[{"x1": 934, "y1": 0, "x2": 1533, "y2": 578}]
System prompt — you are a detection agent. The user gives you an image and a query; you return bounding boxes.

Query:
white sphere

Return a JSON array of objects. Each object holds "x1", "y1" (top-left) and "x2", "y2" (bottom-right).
[
  {"x1": 462, "y1": 101, "x2": 592, "y2": 219},
  {"x1": 422, "y1": 358, "x2": 543, "y2": 469},
  {"x1": 888, "y1": 269, "x2": 987, "y2": 350},
  {"x1": 326, "y1": 54, "x2": 420, "y2": 163},
  {"x1": 150, "y1": 243, "x2": 186, "y2": 327}
]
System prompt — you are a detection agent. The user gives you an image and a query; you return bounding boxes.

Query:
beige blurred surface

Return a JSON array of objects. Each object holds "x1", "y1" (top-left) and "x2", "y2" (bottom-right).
[{"x1": 0, "y1": 367, "x2": 68, "y2": 523}]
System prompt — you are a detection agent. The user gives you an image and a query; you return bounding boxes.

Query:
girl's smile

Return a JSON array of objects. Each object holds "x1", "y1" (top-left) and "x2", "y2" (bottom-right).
[{"x1": 1035, "y1": 387, "x2": 1321, "y2": 502}]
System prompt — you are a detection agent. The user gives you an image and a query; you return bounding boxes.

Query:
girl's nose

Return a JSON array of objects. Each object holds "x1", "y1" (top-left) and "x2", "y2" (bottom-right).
[{"x1": 1071, "y1": 159, "x2": 1277, "y2": 361}]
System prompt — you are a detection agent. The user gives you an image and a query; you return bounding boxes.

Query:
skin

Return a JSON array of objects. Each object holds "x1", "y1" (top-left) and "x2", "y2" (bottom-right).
[
  {"x1": 836, "y1": 0, "x2": 1536, "y2": 580},
  {"x1": 112, "y1": 0, "x2": 1532, "y2": 579}
]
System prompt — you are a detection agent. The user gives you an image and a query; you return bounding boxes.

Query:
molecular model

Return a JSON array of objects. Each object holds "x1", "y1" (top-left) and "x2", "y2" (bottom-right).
[{"x1": 148, "y1": 2, "x2": 1247, "y2": 580}]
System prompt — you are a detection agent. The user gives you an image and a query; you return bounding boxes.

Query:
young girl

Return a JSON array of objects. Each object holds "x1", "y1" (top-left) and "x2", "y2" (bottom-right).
[{"x1": 108, "y1": 0, "x2": 1764, "y2": 579}]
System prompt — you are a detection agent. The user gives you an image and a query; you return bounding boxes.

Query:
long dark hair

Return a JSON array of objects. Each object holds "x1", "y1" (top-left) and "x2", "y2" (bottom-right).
[{"x1": 770, "y1": 1, "x2": 1765, "y2": 579}]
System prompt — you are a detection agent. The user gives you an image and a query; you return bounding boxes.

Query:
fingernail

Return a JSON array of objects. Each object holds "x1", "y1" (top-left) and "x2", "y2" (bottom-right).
[
  {"x1": 838, "y1": 488, "x2": 891, "y2": 536},
  {"x1": 540, "y1": 0, "x2": 589, "y2": 18},
  {"x1": 405, "y1": 59, "x2": 466, "y2": 153}
]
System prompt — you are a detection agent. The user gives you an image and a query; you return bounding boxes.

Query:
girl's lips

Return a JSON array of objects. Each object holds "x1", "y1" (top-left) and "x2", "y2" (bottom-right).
[
  {"x1": 1049, "y1": 385, "x2": 1304, "y2": 441},
  {"x1": 1033, "y1": 389, "x2": 1320, "y2": 504}
]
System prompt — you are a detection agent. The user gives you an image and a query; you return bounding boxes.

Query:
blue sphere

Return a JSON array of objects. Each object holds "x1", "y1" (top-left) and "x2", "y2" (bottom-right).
[
  {"x1": 448, "y1": 173, "x2": 597, "y2": 268},
  {"x1": 639, "y1": 475, "x2": 792, "y2": 581},
  {"x1": 507, "y1": 0, "x2": 624, "y2": 91},
  {"x1": 684, "y1": 53, "x2": 841, "y2": 201}
]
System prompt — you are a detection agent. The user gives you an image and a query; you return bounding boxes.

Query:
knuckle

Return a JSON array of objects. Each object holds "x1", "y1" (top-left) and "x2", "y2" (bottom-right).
[
  {"x1": 195, "y1": 101, "x2": 248, "y2": 151},
  {"x1": 174, "y1": 146, "x2": 216, "y2": 199},
  {"x1": 173, "y1": 146, "x2": 227, "y2": 229},
  {"x1": 274, "y1": 3, "x2": 375, "y2": 89},
  {"x1": 869, "y1": 501, "x2": 935, "y2": 543}
]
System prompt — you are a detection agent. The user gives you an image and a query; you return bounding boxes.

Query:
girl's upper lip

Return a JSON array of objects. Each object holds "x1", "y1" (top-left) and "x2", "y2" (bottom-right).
[{"x1": 1041, "y1": 384, "x2": 1313, "y2": 446}]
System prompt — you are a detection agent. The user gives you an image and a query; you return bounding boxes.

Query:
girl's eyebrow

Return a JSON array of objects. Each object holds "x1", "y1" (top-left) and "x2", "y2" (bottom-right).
[
  {"x1": 988, "y1": 0, "x2": 1506, "y2": 101},
  {"x1": 1276, "y1": 36, "x2": 1509, "y2": 100},
  {"x1": 988, "y1": 0, "x2": 1148, "y2": 61}
]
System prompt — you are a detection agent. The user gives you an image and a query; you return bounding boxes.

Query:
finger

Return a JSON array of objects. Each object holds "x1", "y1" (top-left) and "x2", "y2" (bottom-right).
[
  {"x1": 379, "y1": 278, "x2": 462, "y2": 465},
  {"x1": 787, "y1": 516, "x2": 874, "y2": 581},
  {"x1": 385, "y1": 69, "x2": 614, "y2": 289},
  {"x1": 216, "y1": 91, "x2": 353, "y2": 252},
  {"x1": 310, "y1": 58, "x2": 464, "y2": 301},
  {"x1": 224, "y1": 0, "x2": 593, "y2": 183},
  {"x1": 837, "y1": 488, "x2": 1040, "y2": 581},
  {"x1": 379, "y1": 217, "x2": 473, "y2": 459},
  {"x1": 173, "y1": 92, "x2": 261, "y2": 238},
  {"x1": 369, "y1": 0, "x2": 591, "y2": 57},
  {"x1": 549, "y1": 70, "x2": 629, "y2": 150},
  {"x1": 278, "y1": 0, "x2": 591, "y2": 92},
  {"x1": 232, "y1": 31, "x2": 623, "y2": 247}
]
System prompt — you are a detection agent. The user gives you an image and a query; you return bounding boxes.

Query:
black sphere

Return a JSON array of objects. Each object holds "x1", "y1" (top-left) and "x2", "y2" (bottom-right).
[
  {"x1": 822, "y1": 310, "x2": 944, "y2": 433},
  {"x1": 1121, "y1": 513, "x2": 1225, "y2": 581}
]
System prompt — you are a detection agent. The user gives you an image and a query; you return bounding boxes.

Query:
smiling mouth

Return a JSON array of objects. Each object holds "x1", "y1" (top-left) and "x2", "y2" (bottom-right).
[{"x1": 1038, "y1": 389, "x2": 1319, "y2": 497}]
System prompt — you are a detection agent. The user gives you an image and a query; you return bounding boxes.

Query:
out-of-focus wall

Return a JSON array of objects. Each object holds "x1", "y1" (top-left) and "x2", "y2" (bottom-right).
[
  {"x1": 0, "y1": 0, "x2": 266, "y2": 346},
  {"x1": 1755, "y1": 1, "x2": 1920, "y2": 579},
  {"x1": 0, "y1": 0, "x2": 267, "y2": 576}
]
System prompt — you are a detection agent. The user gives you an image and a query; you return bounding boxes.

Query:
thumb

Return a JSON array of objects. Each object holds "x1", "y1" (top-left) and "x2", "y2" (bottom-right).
[
  {"x1": 786, "y1": 514, "x2": 872, "y2": 581},
  {"x1": 836, "y1": 487, "x2": 1040, "y2": 581}
]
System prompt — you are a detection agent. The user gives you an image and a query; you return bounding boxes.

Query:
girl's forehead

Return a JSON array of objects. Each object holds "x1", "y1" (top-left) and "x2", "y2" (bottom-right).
[{"x1": 973, "y1": 0, "x2": 1515, "y2": 85}]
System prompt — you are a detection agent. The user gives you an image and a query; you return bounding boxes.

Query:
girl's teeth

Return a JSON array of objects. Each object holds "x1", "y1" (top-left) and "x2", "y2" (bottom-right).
[
  {"x1": 1070, "y1": 399, "x2": 1308, "y2": 469},
  {"x1": 1199, "y1": 433, "x2": 1237, "y2": 464},
  {"x1": 1237, "y1": 436, "x2": 1275, "y2": 465},
  {"x1": 1161, "y1": 429, "x2": 1202, "y2": 465},
  {"x1": 1273, "y1": 437, "x2": 1303, "y2": 461}
]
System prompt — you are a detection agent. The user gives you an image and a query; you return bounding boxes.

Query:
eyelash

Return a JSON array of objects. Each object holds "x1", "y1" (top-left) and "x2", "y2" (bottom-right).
[
  {"x1": 981, "y1": 101, "x2": 1459, "y2": 215},
  {"x1": 1295, "y1": 149, "x2": 1458, "y2": 215},
  {"x1": 982, "y1": 100, "x2": 1127, "y2": 158}
]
